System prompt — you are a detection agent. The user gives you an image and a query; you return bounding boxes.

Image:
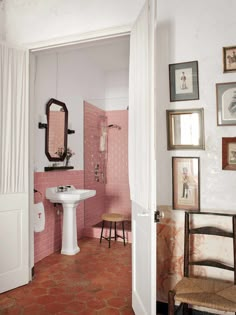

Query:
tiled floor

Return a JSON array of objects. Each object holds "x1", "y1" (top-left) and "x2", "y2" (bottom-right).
[{"x1": 0, "y1": 238, "x2": 134, "y2": 315}]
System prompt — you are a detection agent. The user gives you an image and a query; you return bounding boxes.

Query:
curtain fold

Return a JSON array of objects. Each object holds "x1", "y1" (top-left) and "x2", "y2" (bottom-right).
[
  {"x1": 0, "y1": 43, "x2": 28, "y2": 193},
  {"x1": 128, "y1": 2, "x2": 150, "y2": 209}
]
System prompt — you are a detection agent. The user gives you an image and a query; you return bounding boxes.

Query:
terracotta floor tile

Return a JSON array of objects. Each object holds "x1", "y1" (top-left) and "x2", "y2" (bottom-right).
[{"x1": 0, "y1": 238, "x2": 133, "y2": 315}]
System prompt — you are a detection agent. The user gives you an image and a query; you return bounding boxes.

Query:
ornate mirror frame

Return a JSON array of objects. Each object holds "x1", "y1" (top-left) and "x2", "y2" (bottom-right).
[{"x1": 45, "y1": 98, "x2": 68, "y2": 161}]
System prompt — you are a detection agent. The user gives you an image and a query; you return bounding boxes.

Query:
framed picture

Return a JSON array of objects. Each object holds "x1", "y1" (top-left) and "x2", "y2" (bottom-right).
[
  {"x1": 222, "y1": 137, "x2": 236, "y2": 170},
  {"x1": 166, "y1": 108, "x2": 205, "y2": 150},
  {"x1": 223, "y1": 46, "x2": 236, "y2": 73},
  {"x1": 216, "y1": 82, "x2": 236, "y2": 125},
  {"x1": 169, "y1": 61, "x2": 199, "y2": 102},
  {"x1": 172, "y1": 157, "x2": 200, "y2": 211}
]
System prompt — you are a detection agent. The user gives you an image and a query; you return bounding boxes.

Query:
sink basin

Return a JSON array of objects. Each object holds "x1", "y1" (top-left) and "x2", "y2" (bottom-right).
[
  {"x1": 46, "y1": 186, "x2": 96, "y2": 204},
  {"x1": 45, "y1": 185, "x2": 96, "y2": 255}
]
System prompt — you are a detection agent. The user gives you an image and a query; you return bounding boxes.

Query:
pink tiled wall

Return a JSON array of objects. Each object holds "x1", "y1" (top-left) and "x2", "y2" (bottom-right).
[
  {"x1": 34, "y1": 170, "x2": 84, "y2": 263},
  {"x1": 84, "y1": 101, "x2": 106, "y2": 227},
  {"x1": 84, "y1": 102, "x2": 131, "y2": 228},
  {"x1": 105, "y1": 110, "x2": 130, "y2": 219}
]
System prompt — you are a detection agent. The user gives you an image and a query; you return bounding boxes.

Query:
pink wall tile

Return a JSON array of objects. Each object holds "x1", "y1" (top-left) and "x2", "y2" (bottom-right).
[
  {"x1": 84, "y1": 101, "x2": 106, "y2": 227},
  {"x1": 105, "y1": 110, "x2": 131, "y2": 218},
  {"x1": 84, "y1": 104, "x2": 131, "y2": 227},
  {"x1": 34, "y1": 170, "x2": 84, "y2": 263}
]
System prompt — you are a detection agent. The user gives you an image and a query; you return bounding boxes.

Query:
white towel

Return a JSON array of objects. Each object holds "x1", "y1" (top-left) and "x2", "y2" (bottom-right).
[{"x1": 34, "y1": 202, "x2": 45, "y2": 232}]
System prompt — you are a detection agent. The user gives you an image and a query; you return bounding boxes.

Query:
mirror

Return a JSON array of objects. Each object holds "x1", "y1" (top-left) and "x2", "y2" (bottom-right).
[
  {"x1": 45, "y1": 98, "x2": 68, "y2": 161},
  {"x1": 166, "y1": 108, "x2": 205, "y2": 150}
]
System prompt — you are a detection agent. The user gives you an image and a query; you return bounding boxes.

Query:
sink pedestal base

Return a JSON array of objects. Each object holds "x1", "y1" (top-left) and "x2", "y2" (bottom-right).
[{"x1": 61, "y1": 203, "x2": 80, "y2": 255}]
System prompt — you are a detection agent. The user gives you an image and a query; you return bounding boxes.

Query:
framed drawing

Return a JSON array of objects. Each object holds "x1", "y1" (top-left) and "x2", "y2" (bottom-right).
[
  {"x1": 216, "y1": 82, "x2": 236, "y2": 125},
  {"x1": 172, "y1": 157, "x2": 200, "y2": 211},
  {"x1": 223, "y1": 46, "x2": 236, "y2": 73},
  {"x1": 169, "y1": 61, "x2": 199, "y2": 102},
  {"x1": 166, "y1": 108, "x2": 205, "y2": 150},
  {"x1": 222, "y1": 137, "x2": 236, "y2": 170}
]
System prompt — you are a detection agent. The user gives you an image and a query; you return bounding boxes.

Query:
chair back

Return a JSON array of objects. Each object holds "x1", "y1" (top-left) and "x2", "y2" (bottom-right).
[{"x1": 183, "y1": 211, "x2": 236, "y2": 284}]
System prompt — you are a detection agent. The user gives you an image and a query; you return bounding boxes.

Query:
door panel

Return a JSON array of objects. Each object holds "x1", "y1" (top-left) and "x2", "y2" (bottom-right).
[
  {"x1": 0, "y1": 194, "x2": 29, "y2": 293},
  {"x1": 130, "y1": 0, "x2": 157, "y2": 314},
  {"x1": 132, "y1": 202, "x2": 156, "y2": 315}
]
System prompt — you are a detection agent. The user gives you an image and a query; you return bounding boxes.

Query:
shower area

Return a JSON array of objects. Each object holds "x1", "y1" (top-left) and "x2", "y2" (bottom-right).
[{"x1": 83, "y1": 101, "x2": 131, "y2": 241}]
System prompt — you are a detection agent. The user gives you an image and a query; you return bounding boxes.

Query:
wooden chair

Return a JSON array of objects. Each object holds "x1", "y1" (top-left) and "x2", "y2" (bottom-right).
[{"x1": 168, "y1": 211, "x2": 236, "y2": 315}]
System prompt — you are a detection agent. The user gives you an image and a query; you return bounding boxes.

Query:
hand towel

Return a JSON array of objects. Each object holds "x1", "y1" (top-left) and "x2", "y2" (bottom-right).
[{"x1": 34, "y1": 202, "x2": 45, "y2": 232}]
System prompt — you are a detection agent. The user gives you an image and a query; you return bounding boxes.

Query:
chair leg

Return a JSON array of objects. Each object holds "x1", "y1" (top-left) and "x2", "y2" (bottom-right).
[
  {"x1": 168, "y1": 290, "x2": 175, "y2": 315},
  {"x1": 122, "y1": 221, "x2": 126, "y2": 246},
  {"x1": 100, "y1": 220, "x2": 105, "y2": 243},
  {"x1": 183, "y1": 303, "x2": 188, "y2": 315},
  {"x1": 108, "y1": 221, "x2": 112, "y2": 248}
]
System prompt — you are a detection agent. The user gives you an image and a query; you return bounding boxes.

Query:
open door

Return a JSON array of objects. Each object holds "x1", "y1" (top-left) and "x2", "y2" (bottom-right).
[
  {"x1": 129, "y1": 1, "x2": 157, "y2": 314},
  {"x1": 0, "y1": 43, "x2": 31, "y2": 293}
]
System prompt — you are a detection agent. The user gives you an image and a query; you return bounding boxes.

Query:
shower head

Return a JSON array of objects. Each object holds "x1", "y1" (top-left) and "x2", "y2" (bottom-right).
[{"x1": 108, "y1": 124, "x2": 121, "y2": 130}]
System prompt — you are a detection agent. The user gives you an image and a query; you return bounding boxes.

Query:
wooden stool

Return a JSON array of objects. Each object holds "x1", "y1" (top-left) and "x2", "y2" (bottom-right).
[{"x1": 100, "y1": 213, "x2": 126, "y2": 248}]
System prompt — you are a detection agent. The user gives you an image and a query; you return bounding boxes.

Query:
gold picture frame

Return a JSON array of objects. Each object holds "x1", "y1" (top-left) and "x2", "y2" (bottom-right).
[
  {"x1": 166, "y1": 108, "x2": 205, "y2": 150},
  {"x1": 172, "y1": 157, "x2": 200, "y2": 211}
]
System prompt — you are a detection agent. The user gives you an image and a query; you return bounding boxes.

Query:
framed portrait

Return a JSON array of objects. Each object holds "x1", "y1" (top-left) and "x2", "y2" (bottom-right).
[
  {"x1": 216, "y1": 82, "x2": 236, "y2": 125},
  {"x1": 172, "y1": 157, "x2": 200, "y2": 211},
  {"x1": 222, "y1": 137, "x2": 236, "y2": 170},
  {"x1": 223, "y1": 46, "x2": 236, "y2": 73},
  {"x1": 169, "y1": 61, "x2": 199, "y2": 102},
  {"x1": 166, "y1": 108, "x2": 205, "y2": 150}
]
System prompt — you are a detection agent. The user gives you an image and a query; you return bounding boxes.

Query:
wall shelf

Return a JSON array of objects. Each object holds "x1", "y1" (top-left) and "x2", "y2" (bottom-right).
[{"x1": 44, "y1": 166, "x2": 74, "y2": 172}]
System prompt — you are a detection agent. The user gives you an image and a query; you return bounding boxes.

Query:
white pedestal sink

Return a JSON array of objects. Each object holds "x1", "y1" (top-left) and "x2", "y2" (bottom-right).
[{"x1": 46, "y1": 185, "x2": 96, "y2": 255}]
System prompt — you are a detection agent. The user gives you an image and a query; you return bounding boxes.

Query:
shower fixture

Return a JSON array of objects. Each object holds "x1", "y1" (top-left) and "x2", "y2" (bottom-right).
[{"x1": 108, "y1": 124, "x2": 121, "y2": 130}]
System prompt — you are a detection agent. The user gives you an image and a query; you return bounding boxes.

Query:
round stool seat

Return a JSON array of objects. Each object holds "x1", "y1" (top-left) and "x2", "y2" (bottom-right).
[
  {"x1": 102, "y1": 213, "x2": 125, "y2": 222},
  {"x1": 100, "y1": 213, "x2": 126, "y2": 247}
]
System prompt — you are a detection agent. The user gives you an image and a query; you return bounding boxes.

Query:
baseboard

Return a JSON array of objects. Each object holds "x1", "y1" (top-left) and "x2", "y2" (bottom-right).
[{"x1": 156, "y1": 301, "x2": 216, "y2": 315}]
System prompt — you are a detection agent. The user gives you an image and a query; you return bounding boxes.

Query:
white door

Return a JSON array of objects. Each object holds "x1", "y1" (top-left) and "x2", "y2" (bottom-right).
[
  {"x1": 129, "y1": 1, "x2": 157, "y2": 314},
  {"x1": 0, "y1": 44, "x2": 31, "y2": 293}
]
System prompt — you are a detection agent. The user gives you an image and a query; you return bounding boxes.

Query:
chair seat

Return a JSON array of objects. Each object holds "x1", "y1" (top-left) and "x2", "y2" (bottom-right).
[
  {"x1": 102, "y1": 213, "x2": 125, "y2": 222},
  {"x1": 174, "y1": 277, "x2": 236, "y2": 312}
]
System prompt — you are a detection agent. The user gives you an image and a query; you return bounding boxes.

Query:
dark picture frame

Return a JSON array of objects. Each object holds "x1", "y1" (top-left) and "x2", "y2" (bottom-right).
[
  {"x1": 169, "y1": 61, "x2": 199, "y2": 102},
  {"x1": 222, "y1": 137, "x2": 236, "y2": 170},
  {"x1": 166, "y1": 108, "x2": 205, "y2": 150},
  {"x1": 223, "y1": 46, "x2": 236, "y2": 73},
  {"x1": 216, "y1": 82, "x2": 236, "y2": 126},
  {"x1": 172, "y1": 157, "x2": 200, "y2": 211}
]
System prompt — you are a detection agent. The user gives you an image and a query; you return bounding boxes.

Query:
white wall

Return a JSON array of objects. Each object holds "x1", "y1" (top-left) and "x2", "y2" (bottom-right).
[
  {"x1": 5, "y1": 0, "x2": 145, "y2": 45},
  {"x1": 0, "y1": 0, "x2": 5, "y2": 40},
  {"x1": 33, "y1": 42, "x2": 129, "y2": 172},
  {"x1": 156, "y1": 0, "x2": 236, "y2": 212}
]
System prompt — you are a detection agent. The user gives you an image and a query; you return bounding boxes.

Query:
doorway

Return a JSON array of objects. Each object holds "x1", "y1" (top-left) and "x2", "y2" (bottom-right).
[{"x1": 31, "y1": 34, "x2": 131, "y2": 263}]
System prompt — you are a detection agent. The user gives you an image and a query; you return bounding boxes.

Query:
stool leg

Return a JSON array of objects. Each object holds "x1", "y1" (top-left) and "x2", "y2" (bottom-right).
[
  {"x1": 114, "y1": 222, "x2": 117, "y2": 241},
  {"x1": 108, "y1": 221, "x2": 112, "y2": 248},
  {"x1": 100, "y1": 220, "x2": 105, "y2": 243},
  {"x1": 122, "y1": 221, "x2": 126, "y2": 246}
]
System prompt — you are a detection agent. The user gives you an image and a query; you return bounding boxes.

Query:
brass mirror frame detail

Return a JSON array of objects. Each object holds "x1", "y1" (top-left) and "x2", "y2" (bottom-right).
[
  {"x1": 166, "y1": 108, "x2": 205, "y2": 150},
  {"x1": 45, "y1": 98, "x2": 68, "y2": 161}
]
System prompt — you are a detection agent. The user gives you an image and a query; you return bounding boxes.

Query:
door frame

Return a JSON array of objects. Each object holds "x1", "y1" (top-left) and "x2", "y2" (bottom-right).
[{"x1": 28, "y1": 24, "x2": 132, "y2": 265}]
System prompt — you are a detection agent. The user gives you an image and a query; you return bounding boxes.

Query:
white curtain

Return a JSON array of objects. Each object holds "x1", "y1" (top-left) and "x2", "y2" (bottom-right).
[
  {"x1": 0, "y1": 43, "x2": 28, "y2": 193},
  {"x1": 128, "y1": 2, "x2": 151, "y2": 209}
]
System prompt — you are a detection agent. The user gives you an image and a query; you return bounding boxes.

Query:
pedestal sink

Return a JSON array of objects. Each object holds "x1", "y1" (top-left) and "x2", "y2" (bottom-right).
[{"x1": 46, "y1": 185, "x2": 96, "y2": 255}]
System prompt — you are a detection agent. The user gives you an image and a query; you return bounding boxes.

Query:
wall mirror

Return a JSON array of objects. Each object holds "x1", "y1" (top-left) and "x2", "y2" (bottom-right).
[
  {"x1": 166, "y1": 108, "x2": 205, "y2": 150},
  {"x1": 45, "y1": 98, "x2": 68, "y2": 161}
]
